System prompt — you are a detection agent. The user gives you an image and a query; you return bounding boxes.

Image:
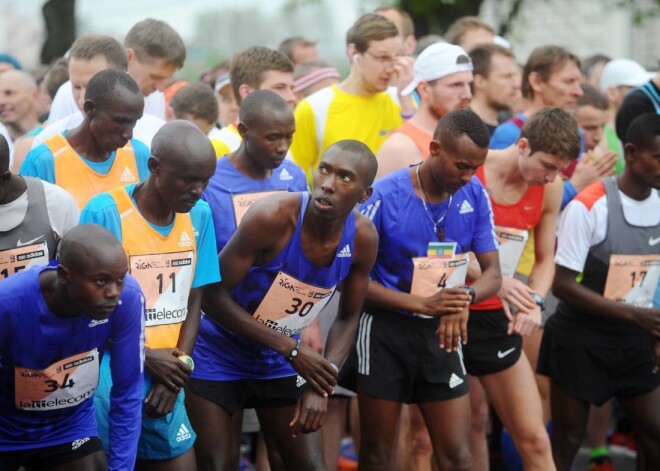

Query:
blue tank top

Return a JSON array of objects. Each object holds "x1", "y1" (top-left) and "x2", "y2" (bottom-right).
[
  {"x1": 192, "y1": 192, "x2": 356, "y2": 380},
  {"x1": 202, "y1": 157, "x2": 308, "y2": 253}
]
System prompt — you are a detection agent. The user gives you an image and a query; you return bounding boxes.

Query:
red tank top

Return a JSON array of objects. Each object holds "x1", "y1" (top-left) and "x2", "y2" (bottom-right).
[
  {"x1": 472, "y1": 165, "x2": 545, "y2": 311},
  {"x1": 392, "y1": 120, "x2": 432, "y2": 157}
]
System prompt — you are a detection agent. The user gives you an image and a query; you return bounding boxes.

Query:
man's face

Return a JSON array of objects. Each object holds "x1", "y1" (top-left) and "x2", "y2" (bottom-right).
[
  {"x1": 482, "y1": 53, "x2": 520, "y2": 111},
  {"x1": 311, "y1": 147, "x2": 371, "y2": 220},
  {"x1": 88, "y1": 86, "x2": 144, "y2": 151},
  {"x1": 536, "y1": 60, "x2": 583, "y2": 111},
  {"x1": 153, "y1": 150, "x2": 216, "y2": 213},
  {"x1": 424, "y1": 71, "x2": 473, "y2": 120},
  {"x1": 575, "y1": 105, "x2": 608, "y2": 151},
  {"x1": 628, "y1": 136, "x2": 660, "y2": 190},
  {"x1": 0, "y1": 73, "x2": 38, "y2": 125},
  {"x1": 69, "y1": 56, "x2": 111, "y2": 112},
  {"x1": 61, "y1": 247, "x2": 128, "y2": 320},
  {"x1": 217, "y1": 85, "x2": 239, "y2": 126},
  {"x1": 427, "y1": 136, "x2": 486, "y2": 194},
  {"x1": 517, "y1": 139, "x2": 572, "y2": 186},
  {"x1": 127, "y1": 53, "x2": 178, "y2": 96},
  {"x1": 354, "y1": 36, "x2": 405, "y2": 94},
  {"x1": 241, "y1": 109, "x2": 295, "y2": 170},
  {"x1": 258, "y1": 70, "x2": 297, "y2": 110}
]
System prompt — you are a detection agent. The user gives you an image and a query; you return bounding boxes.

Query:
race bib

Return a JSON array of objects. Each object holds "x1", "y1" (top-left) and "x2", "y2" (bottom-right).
[
  {"x1": 410, "y1": 253, "x2": 470, "y2": 297},
  {"x1": 232, "y1": 191, "x2": 280, "y2": 226},
  {"x1": 603, "y1": 254, "x2": 660, "y2": 307},
  {"x1": 15, "y1": 349, "x2": 99, "y2": 411},
  {"x1": 129, "y1": 252, "x2": 194, "y2": 327},
  {"x1": 0, "y1": 242, "x2": 49, "y2": 280},
  {"x1": 252, "y1": 271, "x2": 335, "y2": 336},
  {"x1": 495, "y1": 226, "x2": 529, "y2": 277}
]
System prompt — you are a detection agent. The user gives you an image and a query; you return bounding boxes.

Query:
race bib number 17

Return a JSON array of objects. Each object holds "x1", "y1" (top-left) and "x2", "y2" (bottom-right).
[{"x1": 603, "y1": 254, "x2": 660, "y2": 307}]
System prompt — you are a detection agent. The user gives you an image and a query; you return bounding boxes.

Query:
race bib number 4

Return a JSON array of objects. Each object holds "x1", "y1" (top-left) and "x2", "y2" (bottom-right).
[
  {"x1": 130, "y1": 252, "x2": 194, "y2": 327},
  {"x1": 232, "y1": 191, "x2": 280, "y2": 226},
  {"x1": 253, "y1": 271, "x2": 335, "y2": 336},
  {"x1": 495, "y1": 226, "x2": 528, "y2": 277},
  {"x1": 15, "y1": 349, "x2": 99, "y2": 411},
  {"x1": 410, "y1": 253, "x2": 470, "y2": 297},
  {"x1": 0, "y1": 242, "x2": 49, "y2": 280},
  {"x1": 603, "y1": 254, "x2": 660, "y2": 307}
]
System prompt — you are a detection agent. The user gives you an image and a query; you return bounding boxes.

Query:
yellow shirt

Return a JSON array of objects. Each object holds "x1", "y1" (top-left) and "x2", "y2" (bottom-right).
[
  {"x1": 210, "y1": 123, "x2": 241, "y2": 158},
  {"x1": 291, "y1": 85, "x2": 402, "y2": 184}
]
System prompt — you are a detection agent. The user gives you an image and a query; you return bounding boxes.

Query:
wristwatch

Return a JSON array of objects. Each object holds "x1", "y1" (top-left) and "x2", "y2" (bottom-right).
[
  {"x1": 529, "y1": 292, "x2": 545, "y2": 311},
  {"x1": 462, "y1": 285, "x2": 476, "y2": 305},
  {"x1": 287, "y1": 338, "x2": 301, "y2": 362}
]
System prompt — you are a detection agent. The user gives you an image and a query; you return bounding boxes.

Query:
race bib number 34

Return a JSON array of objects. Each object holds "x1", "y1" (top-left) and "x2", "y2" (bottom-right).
[
  {"x1": 603, "y1": 254, "x2": 660, "y2": 307},
  {"x1": 253, "y1": 271, "x2": 335, "y2": 336},
  {"x1": 15, "y1": 349, "x2": 99, "y2": 411},
  {"x1": 130, "y1": 252, "x2": 194, "y2": 327}
]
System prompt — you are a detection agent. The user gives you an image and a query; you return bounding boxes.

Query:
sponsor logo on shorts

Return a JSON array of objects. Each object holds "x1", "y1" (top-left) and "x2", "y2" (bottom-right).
[
  {"x1": 459, "y1": 200, "x2": 474, "y2": 214},
  {"x1": 497, "y1": 347, "x2": 516, "y2": 359},
  {"x1": 449, "y1": 373, "x2": 464, "y2": 389},
  {"x1": 279, "y1": 168, "x2": 293, "y2": 181},
  {"x1": 72, "y1": 437, "x2": 90, "y2": 450},
  {"x1": 296, "y1": 375, "x2": 307, "y2": 388},
  {"x1": 176, "y1": 423, "x2": 192, "y2": 442}
]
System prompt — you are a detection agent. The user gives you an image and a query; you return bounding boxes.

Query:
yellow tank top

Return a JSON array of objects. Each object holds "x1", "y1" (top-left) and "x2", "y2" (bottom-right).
[
  {"x1": 46, "y1": 134, "x2": 139, "y2": 209},
  {"x1": 110, "y1": 186, "x2": 197, "y2": 349}
]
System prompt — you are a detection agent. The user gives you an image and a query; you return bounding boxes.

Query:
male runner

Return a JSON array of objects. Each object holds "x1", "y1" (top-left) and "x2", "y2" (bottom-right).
[
  {"x1": 21, "y1": 69, "x2": 149, "y2": 209},
  {"x1": 0, "y1": 224, "x2": 145, "y2": 471},
  {"x1": 467, "y1": 107, "x2": 581, "y2": 471},
  {"x1": 0, "y1": 134, "x2": 78, "y2": 280},
  {"x1": 356, "y1": 109, "x2": 501, "y2": 470},
  {"x1": 539, "y1": 113, "x2": 660, "y2": 471},
  {"x1": 186, "y1": 140, "x2": 379, "y2": 470},
  {"x1": 80, "y1": 120, "x2": 219, "y2": 470}
]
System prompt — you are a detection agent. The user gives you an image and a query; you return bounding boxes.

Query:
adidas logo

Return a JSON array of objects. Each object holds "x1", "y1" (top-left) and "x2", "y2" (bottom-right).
[
  {"x1": 459, "y1": 200, "x2": 473, "y2": 214},
  {"x1": 176, "y1": 423, "x2": 192, "y2": 442},
  {"x1": 449, "y1": 373, "x2": 464, "y2": 389},
  {"x1": 178, "y1": 230, "x2": 193, "y2": 247},
  {"x1": 296, "y1": 375, "x2": 307, "y2": 388},
  {"x1": 120, "y1": 167, "x2": 135, "y2": 182},
  {"x1": 89, "y1": 318, "x2": 109, "y2": 328},
  {"x1": 71, "y1": 437, "x2": 90, "y2": 450},
  {"x1": 337, "y1": 244, "x2": 352, "y2": 258},
  {"x1": 279, "y1": 168, "x2": 293, "y2": 181}
]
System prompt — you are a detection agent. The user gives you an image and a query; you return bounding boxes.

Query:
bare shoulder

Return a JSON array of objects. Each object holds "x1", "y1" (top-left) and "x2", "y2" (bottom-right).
[{"x1": 240, "y1": 191, "x2": 302, "y2": 233}]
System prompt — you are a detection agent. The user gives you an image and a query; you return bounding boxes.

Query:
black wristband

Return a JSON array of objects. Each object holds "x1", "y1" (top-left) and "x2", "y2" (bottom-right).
[
  {"x1": 463, "y1": 285, "x2": 476, "y2": 305},
  {"x1": 530, "y1": 292, "x2": 545, "y2": 311}
]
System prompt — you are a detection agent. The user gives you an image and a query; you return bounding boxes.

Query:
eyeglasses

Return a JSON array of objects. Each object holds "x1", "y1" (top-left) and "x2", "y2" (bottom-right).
[{"x1": 362, "y1": 50, "x2": 405, "y2": 67}]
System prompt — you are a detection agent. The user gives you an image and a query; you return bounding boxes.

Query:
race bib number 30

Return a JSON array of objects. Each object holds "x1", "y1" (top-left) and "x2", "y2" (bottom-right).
[
  {"x1": 232, "y1": 191, "x2": 280, "y2": 226},
  {"x1": 130, "y1": 252, "x2": 194, "y2": 327},
  {"x1": 495, "y1": 226, "x2": 528, "y2": 277},
  {"x1": 0, "y1": 242, "x2": 49, "y2": 280},
  {"x1": 15, "y1": 349, "x2": 99, "y2": 411},
  {"x1": 253, "y1": 271, "x2": 335, "y2": 336},
  {"x1": 410, "y1": 253, "x2": 470, "y2": 297},
  {"x1": 603, "y1": 254, "x2": 660, "y2": 307}
]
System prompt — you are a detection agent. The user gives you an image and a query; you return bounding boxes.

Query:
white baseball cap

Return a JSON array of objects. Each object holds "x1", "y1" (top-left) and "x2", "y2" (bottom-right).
[
  {"x1": 401, "y1": 43, "x2": 473, "y2": 96},
  {"x1": 600, "y1": 59, "x2": 654, "y2": 91}
]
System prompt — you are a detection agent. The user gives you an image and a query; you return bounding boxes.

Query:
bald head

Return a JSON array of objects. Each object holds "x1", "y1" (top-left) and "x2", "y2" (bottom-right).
[
  {"x1": 59, "y1": 224, "x2": 126, "y2": 272},
  {"x1": 239, "y1": 89, "x2": 292, "y2": 128},
  {"x1": 0, "y1": 69, "x2": 37, "y2": 90},
  {"x1": 152, "y1": 120, "x2": 216, "y2": 167}
]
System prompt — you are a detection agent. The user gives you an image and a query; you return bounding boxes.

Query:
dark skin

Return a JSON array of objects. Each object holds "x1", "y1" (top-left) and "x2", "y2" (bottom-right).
[
  {"x1": 550, "y1": 138, "x2": 660, "y2": 471},
  {"x1": 0, "y1": 137, "x2": 26, "y2": 205},
  {"x1": 126, "y1": 122, "x2": 217, "y2": 422},
  {"x1": 194, "y1": 146, "x2": 378, "y2": 469},
  {"x1": 65, "y1": 85, "x2": 144, "y2": 163}
]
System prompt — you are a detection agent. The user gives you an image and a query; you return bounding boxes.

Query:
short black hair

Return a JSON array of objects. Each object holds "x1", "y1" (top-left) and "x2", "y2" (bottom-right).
[
  {"x1": 0, "y1": 134, "x2": 9, "y2": 172},
  {"x1": 239, "y1": 89, "x2": 292, "y2": 127},
  {"x1": 625, "y1": 113, "x2": 660, "y2": 150},
  {"x1": 433, "y1": 109, "x2": 490, "y2": 152},
  {"x1": 85, "y1": 69, "x2": 141, "y2": 109},
  {"x1": 328, "y1": 139, "x2": 378, "y2": 186}
]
